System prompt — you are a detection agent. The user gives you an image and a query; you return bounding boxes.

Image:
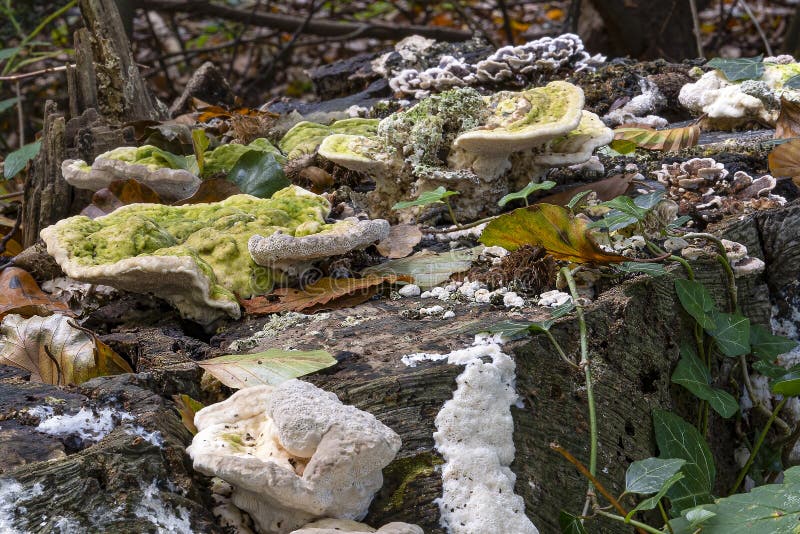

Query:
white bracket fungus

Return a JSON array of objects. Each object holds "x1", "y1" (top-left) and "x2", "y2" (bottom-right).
[
  {"x1": 187, "y1": 380, "x2": 401, "y2": 534},
  {"x1": 290, "y1": 519, "x2": 423, "y2": 534}
]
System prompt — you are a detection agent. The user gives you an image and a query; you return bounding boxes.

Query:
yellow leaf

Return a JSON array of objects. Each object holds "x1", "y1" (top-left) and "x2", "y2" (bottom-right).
[
  {"x1": 172, "y1": 394, "x2": 204, "y2": 435},
  {"x1": 0, "y1": 314, "x2": 133, "y2": 385},
  {"x1": 768, "y1": 139, "x2": 800, "y2": 187},
  {"x1": 614, "y1": 124, "x2": 700, "y2": 152},
  {"x1": 480, "y1": 204, "x2": 625, "y2": 264}
]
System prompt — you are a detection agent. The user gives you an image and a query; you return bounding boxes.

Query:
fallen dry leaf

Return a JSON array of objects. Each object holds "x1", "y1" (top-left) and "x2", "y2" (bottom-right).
[
  {"x1": 0, "y1": 267, "x2": 72, "y2": 320},
  {"x1": 172, "y1": 394, "x2": 204, "y2": 435},
  {"x1": 172, "y1": 178, "x2": 242, "y2": 205},
  {"x1": 0, "y1": 314, "x2": 133, "y2": 385},
  {"x1": 480, "y1": 204, "x2": 626, "y2": 264},
  {"x1": 299, "y1": 166, "x2": 334, "y2": 193},
  {"x1": 768, "y1": 139, "x2": 800, "y2": 187},
  {"x1": 82, "y1": 179, "x2": 164, "y2": 218},
  {"x1": 536, "y1": 173, "x2": 635, "y2": 207},
  {"x1": 613, "y1": 124, "x2": 700, "y2": 152},
  {"x1": 376, "y1": 224, "x2": 423, "y2": 259},
  {"x1": 198, "y1": 348, "x2": 337, "y2": 389},
  {"x1": 241, "y1": 274, "x2": 412, "y2": 315},
  {"x1": 775, "y1": 97, "x2": 800, "y2": 139}
]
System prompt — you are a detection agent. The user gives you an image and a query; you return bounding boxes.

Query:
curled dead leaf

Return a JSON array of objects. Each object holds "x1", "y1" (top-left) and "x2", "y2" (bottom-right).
[
  {"x1": 0, "y1": 267, "x2": 72, "y2": 320},
  {"x1": 375, "y1": 224, "x2": 423, "y2": 259},
  {"x1": 768, "y1": 138, "x2": 800, "y2": 187},
  {"x1": 82, "y1": 179, "x2": 164, "y2": 218},
  {"x1": 172, "y1": 394, "x2": 204, "y2": 434},
  {"x1": 536, "y1": 173, "x2": 635, "y2": 207},
  {"x1": 0, "y1": 314, "x2": 133, "y2": 385},
  {"x1": 775, "y1": 97, "x2": 800, "y2": 140},
  {"x1": 241, "y1": 274, "x2": 413, "y2": 315},
  {"x1": 613, "y1": 124, "x2": 700, "y2": 152}
]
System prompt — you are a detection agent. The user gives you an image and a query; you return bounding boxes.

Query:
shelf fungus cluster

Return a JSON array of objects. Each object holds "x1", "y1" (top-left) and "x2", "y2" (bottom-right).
[
  {"x1": 652, "y1": 158, "x2": 785, "y2": 225},
  {"x1": 40, "y1": 186, "x2": 389, "y2": 325},
  {"x1": 187, "y1": 380, "x2": 404, "y2": 534},
  {"x1": 379, "y1": 33, "x2": 604, "y2": 100},
  {"x1": 314, "y1": 81, "x2": 612, "y2": 221},
  {"x1": 679, "y1": 55, "x2": 800, "y2": 130}
]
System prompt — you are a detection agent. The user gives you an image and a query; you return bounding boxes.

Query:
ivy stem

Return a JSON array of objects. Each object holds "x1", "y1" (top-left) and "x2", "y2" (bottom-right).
[
  {"x1": 544, "y1": 330, "x2": 581, "y2": 370},
  {"x1": 443, "y1": 198, "x2": 461, "y2": 228},
  {"x1": 658, "y1": 501, "x2": 675, "y2": 534},
  {"x1": 715, "y1": 254, "x2": 738, "y2": 313},
  {"x1": 560, "y1": 267, "x2": 598, "y2": 509},
  {"x1": 739, "y1": 353, "x2": 791, "y2": 434},
  {"x1": 730, "y1": 397, "x2": 788, "y2": 495},
  {"x1": 424, "y1": 213, "x2": 497, "y2": 234},
  {"x1": 595, "y1": 511, "x2": 666, "y2": 534},
  {"x1": 670, "y1": 255, "x2": 694, "y2": 280}
]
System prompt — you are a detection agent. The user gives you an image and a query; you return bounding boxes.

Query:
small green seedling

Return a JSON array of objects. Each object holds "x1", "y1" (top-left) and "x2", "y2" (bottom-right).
[{"x1": 392, "y1": 186, "x2": 461, "y2": 226}]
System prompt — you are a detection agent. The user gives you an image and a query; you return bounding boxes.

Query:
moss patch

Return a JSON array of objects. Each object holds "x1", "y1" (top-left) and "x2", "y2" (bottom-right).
[{"x1": 381, "y1": 452, "x2": 444, "y2": 512}]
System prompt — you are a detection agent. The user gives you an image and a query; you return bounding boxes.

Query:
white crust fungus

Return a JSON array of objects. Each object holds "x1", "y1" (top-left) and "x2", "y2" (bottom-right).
[{"x1": 187, "y1": 380, "x2": 401, "y2": 534}]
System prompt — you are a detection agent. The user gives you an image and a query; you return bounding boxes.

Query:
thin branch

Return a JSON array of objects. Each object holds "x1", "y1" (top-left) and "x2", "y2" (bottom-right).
[
  {"x1": 15, "y1": 80, "x2": 23, "y2": 146},
  {"x1": 0, "y1": 64, "x2": 70, "y2": 82},
  {"x1": 688, "y1": 0, "x2": 704, "y2": 58},
  {"x1": 738, "y1": 0, "x2": 774, "y2": 56},
  {"x1": 139, "y1": 0, "x2": 473, "y2": 41},
  {"x1": 496, "y1": 0, "x2": 514, "y2": 45}
]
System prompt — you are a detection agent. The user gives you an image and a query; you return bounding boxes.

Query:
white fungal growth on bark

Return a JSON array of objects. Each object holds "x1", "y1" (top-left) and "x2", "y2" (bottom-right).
[{"x1": 402, "y1": 336, "x2": 538, "y2": 534}]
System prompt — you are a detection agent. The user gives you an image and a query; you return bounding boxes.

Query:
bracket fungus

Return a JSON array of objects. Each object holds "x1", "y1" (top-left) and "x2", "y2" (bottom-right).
[
  {"x1": 249, "y1": 217, "x2": 389, "y2": 272},
  {"x1": 679, "y1": 58, "x2": 800, "y2": 129},
  {"x1": 315, "y1": 81, "x2": 611, "y2": 221},
  {"x1": 290, "y1": 519, "x2": 423, "y2": 534},
  {"x1": 187, "y1": 380, "x2": 402, "y2": 534},
  {"x1": 40, "y1": 186, "x2": 378, "y2": 325},
  {"x1": 62, "y1": 146, "x2": 201, "y2": 201},
  {"x1": 279, "y1": 119, "x2": 379, "y2": 160}
]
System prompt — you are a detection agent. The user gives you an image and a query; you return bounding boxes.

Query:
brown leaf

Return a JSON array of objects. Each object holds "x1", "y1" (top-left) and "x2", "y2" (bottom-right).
[
  {"x1": 299, "y1": 166, "x2": 334, "y2": 193},
  {"x1": 768, "y1": 139, "x2": 800, "y2": 186},
  {"x1": 0, "y1": 314, "x2": 132, "y2": 385},
  {"x1": 480, "y1": 204, "x2": 625, "y2": 264},
  {"x1": 536, "y1": 173, "x2": 635, "y2": 207},
  {"x1": 0, "y1": 267, "x2": 72, "y2": 320},
  {"x1": 775, "y1": 97, "x2": 800, "y2": 140},
  {"x1": 613, "y1": 124, "x2": 700, "y2": 152},
  {"x1": 241, "y1": 274, "x2": 413, "y2": 315},
  {"x1": 82, "y1": 179, "x2": 165, "y2": 218},
  {"x1": 375, "y1": 224, "x2": 423, "y2": 259},
  {"x1": 172, "y1": 179, "x2": 242, "y2": 205},
  {"x1": 172, "y1": 394, "x2": 204, "y2": 434}
]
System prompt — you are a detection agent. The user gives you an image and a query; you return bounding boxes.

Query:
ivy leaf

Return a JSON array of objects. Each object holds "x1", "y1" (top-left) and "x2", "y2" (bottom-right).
[
  {"x1": 616, "y1": 262, "x2": 668, "y2": 277},
  {"x1": 708, "y1": 311, "x2": 751, "y2": 357},
  {"x1": 671, "y1": 344, "x2": 739, "y2": 418},
  {"x1": 669, "y1": 466, "x2": 800, "y2": 534},
  {"x1": 566, "y1": 190, "x2": 593, "y2": 211},
  {"x1": 750, "y1": 324, "x2": 798, "y2": 360},
  {"x1": 771, "y1": 369, "x2": 800, "y2": 397},
  {"x1": 706, "y1": 55, "x2": 764, "y2": 81},
  {"x1": 227, "y1": 151, "x2": 289, "y2": 198},
  {"x1": 4, "y1": 140, "x2": 41, "y2": 179},
  {"x1": 674, "y1": 279, "x2": 716, "y2": 330},
  {"x1": 550, "y1": 300, "x2": 576, "y2": 319},
  {"x1": 613, "y1": 124, "x2": 700, "y2": 152},
  {"x1": 626, "y1": 472, "x2": 685, "y2": 518},
  {"x1": 0, "y1": 47, "x2": 21, "y2": 61},
  {"x1": 362, "y1": 247, "x2": 480, "y2": 289},
  {"x1": 652, "y1": 409, "x2": 715, "y2": 513},
  {"x1": 481, "y1": 204, "x2": 626, "y2": 264},
  {"x1": 392, "y1": 186, "x2": 459, "y2": 210},
  {"x1": 589, "y1": 191, "x2": 664, "y2": 231},
  {"x1": 559, "y1": 510, "x2": 588, "y2": 534},
  {"x1": 198, "y1": 348, "x2": 337, "y2": 389},
  {"x1": 599, "y1": 196, "x2": 650, "y2": 220},
  {"x1": 0, "y1": 97, "x2": 19, "y2": 115},
  {"x1": 625, "y1": 457, "x2": 687, "y2": 494},
  {"x1": 498, "y1": 180, "x2": 556, "y2": 207},
  {"x1": 537, "y1": 173, "x2": 635, "y2": 207},
  {"x1": 784, "y1": 74, "x2": 800, "y2": 89},
  {"x1": 475, "y1": 320, "x2": 543, "y2": 340}
]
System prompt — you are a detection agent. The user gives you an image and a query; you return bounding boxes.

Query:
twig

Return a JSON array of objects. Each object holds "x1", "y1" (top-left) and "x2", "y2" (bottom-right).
[
  {"x1": 738, "y1": 0, "x2": 773, "y2": 56},
  {"x1": 595, "y1": 511, "x2": 666, "y2": 534},
  {"x1": 688, "y1": 0, "x2": 704, "y2": 58},
  {"x1": 140, "y1": 0, "x2": 473, "y2": 41},
  {"x1": 15, "y1": 80, "x2": 23, "y2": 146},
  {"x1": 0, "y1": 64, "x2": 70, "y2": 82},
  {"x1": 496, "y1": 0, "x2": 514, "y2": 45},
  {"x1": 43, "y1": 345, "x2": 64, "y2": 386},
  {"x1": 0, "y1": 191, "x2": 23, "y2": 200}
]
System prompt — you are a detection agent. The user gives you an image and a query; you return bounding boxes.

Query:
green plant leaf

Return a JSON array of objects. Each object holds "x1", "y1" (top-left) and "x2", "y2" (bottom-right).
[
  {"x1": 671, "y1": 345, "x2": 739, "y2": 418},
  {"x1": 362, "y1": 247, "x2": 481, "y2": 289},
  {"x1": 667, "y1": 215, "x2": 693, "y2": 230},
  {"x1": 616, "y1": 262, "x2": 668, "y2": 277},
  {"x1": 626, "y1": 472, "x2": 685, "y2": 519},
  {"x1": 708, "y1": 311, "x2": 750, "y2": 357},
  {"x1": 197, "y1": 348, "x2": 337, "y2": 389},
  {"x1": 785, "y1": 74, "x2": 800, "y2": 89},
  {"x1": 706, "y1": 55, "x2": 764, "y2": 81},
  {"x1": 550, "y1": 300, "x2": 576, "y2": 319},
  {"x1": 227, "y1": 151, "x2": 289, "y2": 198},
  {"x1": 674, "y1": 279, "x2": 716, "y2": 330},
  {"x1": 625, "y1": 457, "x2": 687, "y2": 494},
  {"x1": 600, "y1": 195, "x2": 650, "y2": 220},
  {"x1": 475, "y1": 320, "x2": 541, "y2": 339},
  {"x1": 0, "y1": 47, "x2": 21, "y2": 61},
  {"x1": 652, "y1": 409, "x2": 715, "y2": 513},
  {"x1": 559, "y1": 510, "x2": 588, "y2": 534},
  {"x1": 753, "y1": 360, "x2": 798, "y2": 379},
  {"x1": 4, "y1": 140, "x2": 41, "y2": 179},
  {"x1": 771, "y1": 369, "x2": 800, "y2": 397},
  {"x1": 481, "y1": 204, "x2": 625, "y2": 264},
  {"x1": 669, "y1": 466, "x2": 800, "y2": 534},
  {"x1": 149, "y1": 146, "x2": 189, "y2": 170},
  {"x1": 191, "y1": 129, "x2": 210, "y2": 176},
  {"x1": 0, "y1": 97, "x2": 19, "y2": 114},
  {"x1": 609, "y1": 139, "x2": 637, "y2": 154},
  {"x1": 566, "y1": 190, "x2": 593, "y2": 211},
  {"x1": 392, "y1": 186, "x2": 459, "y2": 210},
  {"x1": 498, "y1": 180, "x2": 556, "y2": 207},
  {"x1": 750, "y1": 324, "x2": 798, "y2": 359}
]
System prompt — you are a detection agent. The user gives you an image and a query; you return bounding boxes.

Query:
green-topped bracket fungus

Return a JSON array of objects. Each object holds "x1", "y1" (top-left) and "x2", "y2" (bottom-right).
[
  {"x1": 312, "y1": 81, "x2": 611, "y2": 222},
  {"x1": 40, "y1": 186, "x2": 387, "y2": 326},
  {"x1": 279, "y1": 118, "x2": 380, "y2": 160},
  {"x1": 187, "y1": 380, "x2": 402, "y2": 534},
  {"x1": 62, "y1": 145, "x2": 201, "y2": 201}
]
